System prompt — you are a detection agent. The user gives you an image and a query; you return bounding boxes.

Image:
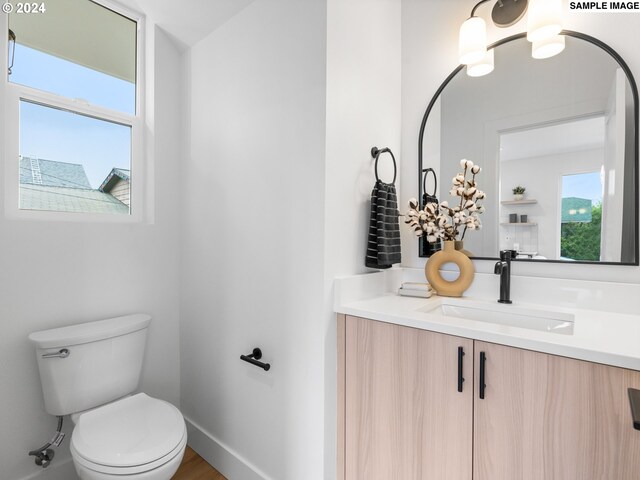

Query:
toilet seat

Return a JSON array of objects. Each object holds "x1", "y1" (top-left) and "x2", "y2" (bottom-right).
[{"x1": 71, "y1": 393, "x2": 186, "y2": 475}]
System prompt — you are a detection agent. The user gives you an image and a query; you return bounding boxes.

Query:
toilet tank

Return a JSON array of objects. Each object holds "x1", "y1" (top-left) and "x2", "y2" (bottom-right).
[{"x1": 28, "y1": 314, "x2": 151, "y2": 416}]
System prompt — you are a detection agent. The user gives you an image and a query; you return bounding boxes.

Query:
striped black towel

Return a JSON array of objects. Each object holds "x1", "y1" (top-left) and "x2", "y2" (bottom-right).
[{"x1": 365, "y1": 180, "x2": 401, "y2": 269}]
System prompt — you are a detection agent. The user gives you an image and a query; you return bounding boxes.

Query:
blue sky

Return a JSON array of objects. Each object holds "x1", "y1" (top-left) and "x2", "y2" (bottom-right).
[
  {"x1": 12, "y1": 44, "x2": 135, "y2": 189},
  {"x1": 562, "y1": 171, "x2": 603, "y2": 204}
]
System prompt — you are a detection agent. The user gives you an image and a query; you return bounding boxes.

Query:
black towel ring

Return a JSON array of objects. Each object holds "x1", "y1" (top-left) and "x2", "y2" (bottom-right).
[
  {"x1": 371, "y1": 146, "x2": 397, "y2": 185},
  {"x1": 422, "y1": 168, "x2": 437, "y2": 196}
]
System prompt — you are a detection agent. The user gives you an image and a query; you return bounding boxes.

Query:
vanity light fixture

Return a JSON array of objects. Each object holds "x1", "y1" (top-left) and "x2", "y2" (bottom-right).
[
  {"x1": 467, "y1": 49, "x2": 495, "y2": 77},
  {"x1": 8, "y1": 29, "x2": 16, "y2": 75},
  {"x1": 532, "y1": 33, "x2": 565, "y2": 59},
  {"x1": 459, "y1": 0, "x2": 528, "y2": 68},
  {"x1": 527, "y1": 0, "x2": 563, "y2": 43},
  {"x1": 459, "y1": 0, "x2": 564, "y2": 77},
  {"x1": 459, "y1": 16, "x2": 488, "y2": 66}
]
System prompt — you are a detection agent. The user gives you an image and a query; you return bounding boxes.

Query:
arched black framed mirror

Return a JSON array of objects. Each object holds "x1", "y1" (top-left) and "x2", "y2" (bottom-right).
[{"x1": 417, "y1": 31, "x2": 639, "y2": 265}]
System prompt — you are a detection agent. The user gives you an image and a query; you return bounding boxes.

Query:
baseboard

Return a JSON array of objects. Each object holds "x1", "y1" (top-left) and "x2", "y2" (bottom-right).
[
  {"x1": 185, "y1": 416, "x2": 271, "y2": 480},
  {"x1": 18, "y1": 458, "x2": 78, "y2": 480}
]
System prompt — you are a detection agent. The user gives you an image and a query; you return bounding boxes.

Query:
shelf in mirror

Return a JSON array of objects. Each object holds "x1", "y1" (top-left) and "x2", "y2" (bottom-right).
[
  {"x1": 500, "y1": 199, "x2": 538, "y2": 205},
  {"x1": 500, "y1": 222, "x2": 537, "y2": 226}
]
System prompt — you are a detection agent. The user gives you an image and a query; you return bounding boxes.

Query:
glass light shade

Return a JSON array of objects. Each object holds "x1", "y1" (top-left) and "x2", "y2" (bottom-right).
[
  {"x1": 527, "y1": 0, "x2": 563, "y2": 43},
  {"x1": 459, "y1": 16, "x2": 487, "y2": 65},
  {"x1": 467, "y1": 49, "x2": 494, "y2": 77},
  {"x1": 532, "y1": 34, "x2": 565, "y2": 59}
]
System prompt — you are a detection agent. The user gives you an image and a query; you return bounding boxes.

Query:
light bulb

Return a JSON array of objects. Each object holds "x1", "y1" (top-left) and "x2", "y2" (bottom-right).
[
  {"x1": 467, "y1": 49, "x2": 494, "y2": 77},
  {"x1": 527, "y1": 0, "x2": 563, "y2": 43},
  {"x1": 459, "y1": 16, "x2": 487, "y2": 65},
  {"x1": 532, "y1": 34, "x2": 565, "y2": 59}
]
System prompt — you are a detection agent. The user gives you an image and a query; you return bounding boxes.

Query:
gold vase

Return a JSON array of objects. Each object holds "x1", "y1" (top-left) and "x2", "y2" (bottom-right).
[
  {"x1": 454, "y1": 240, "x2": 473, "y2": 257},
  {"x1": 425, "y1": 240, "x2": 475, "y2": 297}
]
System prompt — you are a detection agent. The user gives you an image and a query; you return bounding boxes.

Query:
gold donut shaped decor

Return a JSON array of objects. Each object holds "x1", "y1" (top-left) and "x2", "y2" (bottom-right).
[{"x1": 425, "y1": 240, "x2": 475, "y2": 297}]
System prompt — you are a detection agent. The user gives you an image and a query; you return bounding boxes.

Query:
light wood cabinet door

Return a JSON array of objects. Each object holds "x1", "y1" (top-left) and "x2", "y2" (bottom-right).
[
  {"x1": 342, "y1": 315, "x2": 473, "y2": 480},
  {"x1": 474, "y1": 341, "x2": 640, "y2": 480}
]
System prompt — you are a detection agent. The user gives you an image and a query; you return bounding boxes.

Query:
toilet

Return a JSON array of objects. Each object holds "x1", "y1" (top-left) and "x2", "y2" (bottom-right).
[{"x1": 29, "y1": 314, "x2": 186, "y2": 480}]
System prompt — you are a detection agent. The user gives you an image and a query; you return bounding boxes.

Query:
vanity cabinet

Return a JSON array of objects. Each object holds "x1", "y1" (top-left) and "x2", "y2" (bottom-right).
[
  {"x1": 338, "y1": 315, "x2": 640, "y2": 480},
  {"x1": 340, "y1": 315, "x2": 473, "y2": 479},
  {"x1": 474, "y1": 341, "x2": 640, "y2": 480}
]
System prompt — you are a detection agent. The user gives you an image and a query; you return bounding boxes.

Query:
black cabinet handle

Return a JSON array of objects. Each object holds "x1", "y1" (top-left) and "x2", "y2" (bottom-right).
[
  {"x1": 479, "y1": 351, "x2": 486, "y2": 399},
  {"x1": 457, "y1": 346, "x2": 465, "y2": 392},
  {"x1": 629, "y1": 388, "x2": 640, "y2": 430}
]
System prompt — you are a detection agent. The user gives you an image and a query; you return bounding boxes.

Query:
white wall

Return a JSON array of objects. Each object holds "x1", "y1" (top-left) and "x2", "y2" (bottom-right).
[
  {"x1": 180, "y1": 0, "x2": 402, "y2": 478},
  {"x1": 0, "y1": 26, "x2": 183, "y2": 480},
  {"x1": 324, "y1": 0, "x2": 401, "y2": 477},
  {"x1": 179, "y1": 1, "x2": 328, "y2": 478},
  {"x1": 401, "y1": 0, "x2": 640, "y2": 283}
]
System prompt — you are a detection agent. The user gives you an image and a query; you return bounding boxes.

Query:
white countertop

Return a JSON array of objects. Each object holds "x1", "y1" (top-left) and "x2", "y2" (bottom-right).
[{"x1": 335, "y1": 269, "x2": 640, "y2": 371}]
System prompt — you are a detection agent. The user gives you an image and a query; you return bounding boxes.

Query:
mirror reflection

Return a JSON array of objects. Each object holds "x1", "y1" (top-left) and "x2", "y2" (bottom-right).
[{"x1": 421, "y1": 34, "x2": 637, "y2": 263}]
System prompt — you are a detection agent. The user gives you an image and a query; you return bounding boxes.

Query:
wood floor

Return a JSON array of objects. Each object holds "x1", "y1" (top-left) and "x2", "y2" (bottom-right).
[{"x1": 173, "y1": 446, "x2": 227, "y2": 479}]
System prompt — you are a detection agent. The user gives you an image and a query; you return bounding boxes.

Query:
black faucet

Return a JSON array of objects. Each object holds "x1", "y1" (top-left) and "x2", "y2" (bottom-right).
[{"x1": 494, "y1": 250, "x2": 516, "y2": 304}]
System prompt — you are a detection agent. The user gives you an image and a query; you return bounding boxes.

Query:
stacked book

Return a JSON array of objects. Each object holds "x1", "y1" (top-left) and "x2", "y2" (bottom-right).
[{"x1": 398, "y1": 282, "x2": 432, "y2": 298}]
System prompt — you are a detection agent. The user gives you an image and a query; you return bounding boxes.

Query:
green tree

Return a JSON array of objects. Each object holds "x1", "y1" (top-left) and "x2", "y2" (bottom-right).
[{"x1": 560, "y1": 203, "x2": 602, "y2": 261}]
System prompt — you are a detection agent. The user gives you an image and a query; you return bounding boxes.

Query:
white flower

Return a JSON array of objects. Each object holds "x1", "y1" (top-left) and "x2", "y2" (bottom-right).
[
  {"x1": 453, "y1": 211, "x2": 467, "y2": 223},
  {"x1": 402, "y1": 159, "x2": 483, "y2": 243}
]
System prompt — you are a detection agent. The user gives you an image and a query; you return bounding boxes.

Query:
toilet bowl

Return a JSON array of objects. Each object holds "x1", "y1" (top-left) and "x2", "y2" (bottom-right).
[
  {"x1": 28, "y1": 314, "x2": 186, "y2": 480},
  {"x1": 70, "y1": 393, "x2": 187, "y2": 480}
]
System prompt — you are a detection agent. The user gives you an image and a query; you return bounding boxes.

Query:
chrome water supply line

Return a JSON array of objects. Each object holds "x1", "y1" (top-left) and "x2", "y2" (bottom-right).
[{"x1": 28, "y1": 415, "x2": 65, "y2": 468}]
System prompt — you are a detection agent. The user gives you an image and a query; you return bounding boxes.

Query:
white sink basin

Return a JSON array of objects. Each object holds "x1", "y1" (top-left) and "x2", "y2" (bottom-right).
[{"x1": 421, "y1": 298, "x2": 575, "y2": 335}]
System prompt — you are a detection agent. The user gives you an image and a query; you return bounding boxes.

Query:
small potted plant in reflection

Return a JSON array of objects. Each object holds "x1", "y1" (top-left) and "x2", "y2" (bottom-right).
[{"x1": 512, "y1": 186, "x2": 526, "y2": 201}]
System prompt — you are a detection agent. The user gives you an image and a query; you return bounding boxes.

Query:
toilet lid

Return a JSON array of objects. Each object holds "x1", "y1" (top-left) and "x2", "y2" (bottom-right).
[{"x1": 71, "y1": 393, "x2": 185, "y2": 468}]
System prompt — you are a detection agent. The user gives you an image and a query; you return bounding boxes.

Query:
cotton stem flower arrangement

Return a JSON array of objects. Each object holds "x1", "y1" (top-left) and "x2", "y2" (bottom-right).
[{"x1": 405, "y1": 159, "x2": 486, "y2": 242}]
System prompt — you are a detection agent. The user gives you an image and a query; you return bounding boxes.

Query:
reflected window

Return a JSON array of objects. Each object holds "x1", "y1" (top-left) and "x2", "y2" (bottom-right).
[{"x1": 560, "y1": 172, "x2": 602, "y2": 261}]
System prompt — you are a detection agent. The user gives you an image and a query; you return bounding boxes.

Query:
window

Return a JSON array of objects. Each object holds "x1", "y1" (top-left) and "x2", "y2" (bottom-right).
[
  {"x1": 4, "y1": 0, "x2": 143, "y2": 218},
  {"x1": 560, "y1": 171, "x2": 603, "y2": 261}
]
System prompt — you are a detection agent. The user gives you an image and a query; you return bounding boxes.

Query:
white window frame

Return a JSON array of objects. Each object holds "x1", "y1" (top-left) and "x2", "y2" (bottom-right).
[{"x1": 2, "y1": 0, "x2": 145, "y2": 223}]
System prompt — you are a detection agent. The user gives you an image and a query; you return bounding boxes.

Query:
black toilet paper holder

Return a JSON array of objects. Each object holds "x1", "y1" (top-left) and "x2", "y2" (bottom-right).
[{"x1": 240, "y1": 348, "x2": 271, "y2": 371}]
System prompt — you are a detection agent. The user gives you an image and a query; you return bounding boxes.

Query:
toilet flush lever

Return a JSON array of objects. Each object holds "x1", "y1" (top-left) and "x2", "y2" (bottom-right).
[{"x1": 42, "y1": 349, "x2": 70, "y2": 359}]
